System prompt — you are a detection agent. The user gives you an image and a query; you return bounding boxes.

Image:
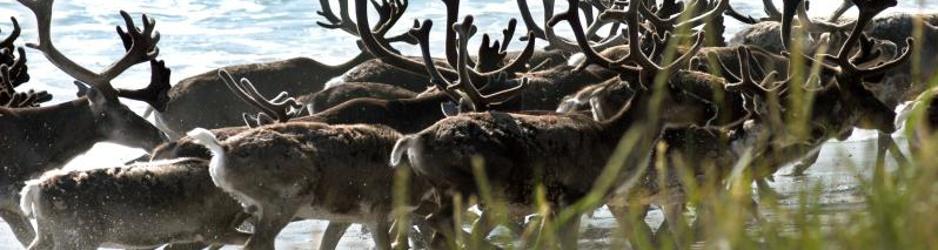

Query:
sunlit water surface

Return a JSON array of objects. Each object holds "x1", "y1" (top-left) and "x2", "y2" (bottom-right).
[{"x1": 0, "y1": 0, "x2": 936, "y2": 249}]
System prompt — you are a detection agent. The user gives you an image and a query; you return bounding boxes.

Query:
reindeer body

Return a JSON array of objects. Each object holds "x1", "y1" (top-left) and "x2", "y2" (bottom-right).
[
  {"x1": 189, "y1": 122, "x2": 433, "y2": 250},
  {"x1": 158, "y1": 55, "x2": 368, "y2": 137},
  {"x1": 299, "y1": 81, "x2": 418, "y2": 114},
  {"x1": 148, "y1": 92, "x2": 453, "y2": 163},
  {"x1": 397, "y1": 111, "x2": 618, "y2": 203},
  {"x1": 19, "y1": 158, "x2": 248, "y2": 249},
  {"x1": 0, "y1": 96, "x2": 166, "y2": 246}
]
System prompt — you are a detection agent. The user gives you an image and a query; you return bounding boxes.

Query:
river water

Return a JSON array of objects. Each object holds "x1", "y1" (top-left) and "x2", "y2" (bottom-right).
[{"x1": 0, "y1": 0, "x2": 935, "y2": 249}]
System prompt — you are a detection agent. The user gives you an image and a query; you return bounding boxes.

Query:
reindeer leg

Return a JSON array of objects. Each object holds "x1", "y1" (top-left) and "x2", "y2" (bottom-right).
[
  {"x1": 608, "y1": 203, "x2": 653, "y2": 249},
  {"x1": 425, "y1": 204, "x2": 458, "y2": 250},
  {"x1": 657, "y1": 202, "x2": 689, "y2": 249},
  {"x1": 411, "y1": 216, "x2": 436, "y2": 249},
  {"x1": 470, "y1": 209, "x2": 497, "y2": 246},
  {"x1": 755, "y1": 178, "x2": 783, "y2": 199},
  {"x1": 26, "y1": 216, "x2": 53, "y2": 250},
  {"x1": 880, "y1": 132, "x2": 909, "y2": 167},
  {"x1": 214, "y1": 229, "x2": 252, "y2": 247},
  {"x1": 788, "y1": 150, "x2": 821, "y2": 176},
  {"x1": 557, "y1": 214, "x2": 581, "y2": 250},
  {"x1": 0, "y1": 207, "x2": 35, "y2": 247},
  {"x1": 319, "y1": 222, "x2": 351, "y2": 250},
  {"x1": 162, "y1": 243, "x2": 208, "y2": 250},
  {"x1": 243, "y1": 205, "x2": 298, "y2": 250},
  {"x1": 873, "y1": 132, "x2": 897, "y2": 185},
  {"x1": 369, "y1": 220, "x2": 393, "y2": 250}
]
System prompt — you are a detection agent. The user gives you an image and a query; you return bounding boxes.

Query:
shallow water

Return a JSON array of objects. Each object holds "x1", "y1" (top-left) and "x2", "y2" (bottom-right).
[{"x1": 0, "y1": 0, "x2": 935, "y2": 249}]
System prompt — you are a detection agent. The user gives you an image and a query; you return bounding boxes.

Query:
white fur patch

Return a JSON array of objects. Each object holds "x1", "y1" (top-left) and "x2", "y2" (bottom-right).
[
  {"x1": 390, "y1": 136, "x2": 414, "y2": 167},
  {"x1": 567, "y1": 52, "x2": 586, "y2": 66},
  {"x1": 186, "y1": 128, "x2": 229, "y2": 190},
  {"x1": 19, "y1": 180, "x2": 42, "y2": 217}
]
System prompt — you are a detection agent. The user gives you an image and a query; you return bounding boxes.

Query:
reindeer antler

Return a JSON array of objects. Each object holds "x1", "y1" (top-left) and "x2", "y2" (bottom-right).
[
  {"x1": 793, "y1": 0, "x2": 912, "y2": 79},
  {"x1": 639, "y1": 0, "x2": 729, "y2": 35},
  {"x1": 519, "y1": 0, "x2": 626, "y2": 54},
  {"x1": 724, "y1": 47, "x2": 786, "y2": 98},
  {"x1": 355, "y1": 0, "x2": 536, "y2": 89},
  {"x1": 552, "y1": 0, "x2": 705, "y2": 87},
  {"x1": 317, "y1": 0, "x2": 416, "y2": 45},
  {"x1": 475, "y1": 19, "x2": 518, "y2": 72},
  {"x1": 0, "y1": 17, "x2": 21, "y2": 52},
  {"x1": 18, "y1": 0, "x2": 160, "y2": 100},
  {"x1": 116, "y1": 60, "x2": 172, "y2": 112},
  {"x1": 218, "y1": 70, "x2": 304, "y2": 124},
  {"x1": 0, "y1": 64, "x2": 50, "y2": 108},
  {"x1": 0, "y1": 47, "x2": 29, "y2": 88},
  {"x1": 410, "y1": 18, "x2": 528, "y2": 111}
]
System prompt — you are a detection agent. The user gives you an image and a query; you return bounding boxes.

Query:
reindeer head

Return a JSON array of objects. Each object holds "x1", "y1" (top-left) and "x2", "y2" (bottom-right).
[
  {"x1": 73, "y1": 80, "x2": 167, "y2": 150},
  {"x1": 18, "y1": 0, "x2": 169, "y2": 150}
]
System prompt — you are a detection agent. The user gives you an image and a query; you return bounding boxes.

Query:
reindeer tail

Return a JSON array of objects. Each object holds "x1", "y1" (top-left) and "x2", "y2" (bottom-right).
[
  {"x1": 19, "y1": 180, "x2": 42, "y2": 218},
  {"x1": 390, "y1": 135, "x2": 415, "y2": 168},
  {"x1": 187, "y1": 128, "x2": 228, "y2": 188}
]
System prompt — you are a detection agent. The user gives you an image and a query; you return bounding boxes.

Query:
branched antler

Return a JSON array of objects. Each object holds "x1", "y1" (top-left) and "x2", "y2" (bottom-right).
[
  {"x1": 553, "y1": 0, "x2": 704, "y2": 87},
  {"x1": 18, "y1": 0, "x2": 160, "y2": 100},
  {"x1": 639, "y1": 0, "x2": 729, "y2": 35},
  {"x1": 317, "y1": 0, "x2": 416, "y2": 45},
  {"x1": 0, "y1": 47, "x2": 29, "y2": 88},
  {"x1": 218, "y1": 70, "x2": 304, "y2": 124},
  {"x1": 410, "y1": 18, "x2": 528, "y2": 111},
  {"x1": 1, "y1": 17, "x2": 21, "y2": 53},
  {"x1": 519, "y1": 0, "x2": 626, "y2": 54},
  {"x1": 794, "y1": 0, "x2": 912, "y2": 79},
  {"x1": 723, "y1": 47, "x2": 786, "y2": 98},
  {"x1": 476, "y1": 19, "x2": 518, "y2": 72},
  {"x1": 0, "y1": 64, "x2": 50, "y2": 108},
  {"x1": 354, "y1": 0, "x2": 535, "y2": 87}
]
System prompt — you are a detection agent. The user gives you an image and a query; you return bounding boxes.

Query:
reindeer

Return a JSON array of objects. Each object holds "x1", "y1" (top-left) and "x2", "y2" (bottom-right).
[
  {"x1": 185, "y1": 119, "x2": 439, "y2": 250},
  {"x1": 18, "y1": 158, "x2": 249, "y2": 249},
  {"x1": 1, "y1": 0, "x2": 169, "y2": 246}
]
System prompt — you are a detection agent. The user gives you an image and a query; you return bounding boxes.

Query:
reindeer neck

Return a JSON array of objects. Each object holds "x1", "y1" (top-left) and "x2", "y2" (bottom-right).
[
  {"x1": 328, "y1": 52, "x2": 374, "y2": 76},
  {"x1": 599, "y1": 92, "x2": 656, "y2": 143},
  {"x1": 16, "y1": 98, "x2": 103, "y2": 168}
]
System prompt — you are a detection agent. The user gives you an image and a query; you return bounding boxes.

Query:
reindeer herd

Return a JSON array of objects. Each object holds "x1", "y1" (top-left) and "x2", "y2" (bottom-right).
[{"x1": 1, "y1": 0, "x2": 937, "y2": 249}]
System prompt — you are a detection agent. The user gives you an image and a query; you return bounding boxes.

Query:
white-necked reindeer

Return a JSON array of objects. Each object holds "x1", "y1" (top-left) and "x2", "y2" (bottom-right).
[{"x1": 1, "y1": 0, "x2": 169, "y2": 246}]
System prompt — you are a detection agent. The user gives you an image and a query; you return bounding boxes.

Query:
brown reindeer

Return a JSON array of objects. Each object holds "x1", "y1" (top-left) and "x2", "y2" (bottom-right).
[
  {"x1": 186, "y1": 121, "x2": 436, "y2": 250},
  {"x1": 1, "y1": 0, "x2": 169, "y2": 246},
  {"x1": 19, "y1": 158, "x2": 249, "y2": 249}
]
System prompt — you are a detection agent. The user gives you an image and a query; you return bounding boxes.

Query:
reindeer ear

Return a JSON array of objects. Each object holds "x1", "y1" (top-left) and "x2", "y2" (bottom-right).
[
  {"x1": 73, "y1": 80, "x2": 90, "y2": 97},
  {"x1": 74, "y1": 81, "x2": 109, "y2": 107},
  {"x1": 440, "y1": 101, "x2": 460, "y2": 117},
  {"x1": 457, "y1": 95, "x2": 477, "y2": 113},
  {"x1": 589, "y1": 96, "x2": 608, "y2": 121}
]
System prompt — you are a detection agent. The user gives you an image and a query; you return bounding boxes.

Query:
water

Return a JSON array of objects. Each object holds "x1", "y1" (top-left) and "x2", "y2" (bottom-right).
[{"x1": 0, "y1": 0, "x2": 936, "y2": 249}]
